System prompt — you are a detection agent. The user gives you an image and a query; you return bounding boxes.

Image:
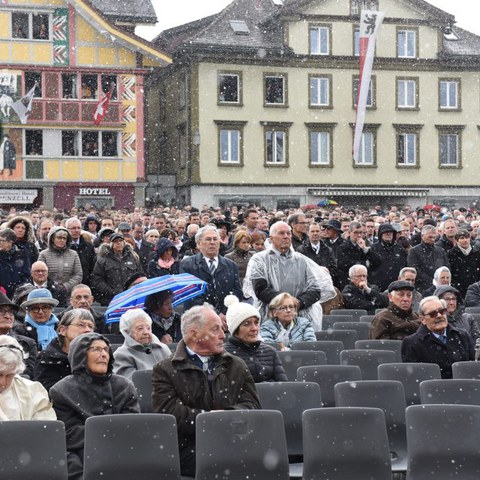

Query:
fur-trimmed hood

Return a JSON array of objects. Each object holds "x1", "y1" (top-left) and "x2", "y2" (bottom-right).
[{"x1": 5, "y1": 216, "x2": 36, "y2": 243}]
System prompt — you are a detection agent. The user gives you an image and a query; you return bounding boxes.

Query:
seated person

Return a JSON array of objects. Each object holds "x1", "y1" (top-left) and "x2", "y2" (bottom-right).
[
  {"x1": 113, "y1": 309, "x2": 171, "y2": 380},
  {"x1": 0, "y1": 335, "x2": 56, "y2": 421},
  {"x1": 34, "y1": 309, "x2": 95, "y2": 391},
  {"x1": 223, "y1": 295, "x2": 287, "y2": 382},
  {"x1": 50, "y1": 333, "x2": 140, "y2": 480},
  {"x1": 260, "y1": 292, "x2": 316, "y2": 350},
  {"x1": 144, "y1": 290, "x2": 182, "y2": 344}
]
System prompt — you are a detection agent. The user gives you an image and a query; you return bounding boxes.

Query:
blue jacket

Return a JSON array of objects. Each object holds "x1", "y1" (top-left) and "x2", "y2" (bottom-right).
[
  {"x1": 0, "y1": 246, "x2": 31, "y2": 297},
  {"x1": 260, "y1": 316, "x2": 316, "y2": 349}
]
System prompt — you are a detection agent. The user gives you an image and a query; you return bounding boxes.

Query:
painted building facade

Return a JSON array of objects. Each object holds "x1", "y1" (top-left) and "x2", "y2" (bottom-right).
[{"x1": 0, "y1": 0, "x2": 170, "y2": 210}]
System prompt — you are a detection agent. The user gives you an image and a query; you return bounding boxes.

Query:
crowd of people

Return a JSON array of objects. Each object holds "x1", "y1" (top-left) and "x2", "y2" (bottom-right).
[{"x1": 1, "y1": 201, "x2": 480, "y2": 476}]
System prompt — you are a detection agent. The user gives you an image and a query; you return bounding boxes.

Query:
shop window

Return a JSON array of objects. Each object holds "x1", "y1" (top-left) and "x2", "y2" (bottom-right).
[{"x1": 81, "y1": 74, "x2": 98, "y2": 99}]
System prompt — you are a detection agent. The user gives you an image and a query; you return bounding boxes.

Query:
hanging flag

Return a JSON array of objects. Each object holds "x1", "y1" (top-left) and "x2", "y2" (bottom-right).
[
  {"x1": 93, "y1": 88, "x2": 113, "y2": 126},
  {"x1": 11, "y1": 84, "x2": 36, "y2": 124},
  {"x1": 353, "y1": 10, "x2": 384, "y2": 163}
]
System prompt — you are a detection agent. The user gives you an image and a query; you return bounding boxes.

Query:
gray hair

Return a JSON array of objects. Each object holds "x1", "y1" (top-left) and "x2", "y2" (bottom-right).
[
  {"x1": 349, "y1": 264, "x2": 367, "y2": 279},
  {"x1": 267, "y1": 292, "x2": 299, "y2": 318},
  {"x1": 433, "y1": 266, "x2": 451, "y2": 286},
  {"x1": 195, "y1": 225, "x2": 219, "y2": 244},
  {"x1": 119, "y1": 309, "x2": 152, "y2": 336},
  {"x1": 269, "y1": 221, "x2": 290, "y2": 236},
  {"x1": 418, "y1": 296, "x2": 446, "y2": 316},
  {"x1": 399, "y1": 267, "x2": 417, "y2": 278},
  {"x1": 0, "y1": 335, "x2": 25, "y2": 375},
  {"x1": 421, "y1": 225, "x2": 436, "y2": 235},
  {"x1": 0, "y1": 228, "x2": 16, "y2": 243},
  {"x1": 57, "y1": 309, "x2": 95, "y2": 347},
  {"x1": 180, "y1": 304, "x2": 215, "y2": 338}
]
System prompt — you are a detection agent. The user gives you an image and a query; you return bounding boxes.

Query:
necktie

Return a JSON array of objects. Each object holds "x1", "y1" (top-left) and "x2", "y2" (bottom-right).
[
  {"x1": 209, "y1": 259, "x2": 216, "y2": 275},
  {"x1": 438, "y1": 334, "x2": 447, "y2": 345}
]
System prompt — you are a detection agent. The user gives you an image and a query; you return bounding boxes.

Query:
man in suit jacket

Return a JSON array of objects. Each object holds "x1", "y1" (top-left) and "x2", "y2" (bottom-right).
[{"x1": 180, "y1": 225, "x2": 242, "y2": 323}]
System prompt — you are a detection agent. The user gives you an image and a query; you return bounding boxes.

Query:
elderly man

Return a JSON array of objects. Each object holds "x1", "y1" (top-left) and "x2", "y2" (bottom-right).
[
  {"x1": 401, "y1": 296, "x2": 475, "y2": 378},
  {"x1": 369, "y1": 280, "x2": 420, "y2": 340},
  {"x1": 66, "y1": 217, "x2": 96, "y2": 286},
  {"x1": 180, "y1": 225, "x2": 242, "y2": 317},
  {"x1": 244, "y1": 221, "x2": 335, "y2": 329},
  {"x1": 152, "y1": 304, "x2": 260, "y2": 477},
  {"x1": 29, "y1": 260, "x2": 68, "y2": 307},
  {"x1": 398, "y1": 267, "x2": 423, "y2": 312},
  {"x1": 407, "y1": 225, "x2": 449, "y2": 295},
  {"x1": 342, "y1": 265, "x2": 388, "y2": 315},
  {"x1": 35, "y1": 218, "x2": 53, "y2": 252}
]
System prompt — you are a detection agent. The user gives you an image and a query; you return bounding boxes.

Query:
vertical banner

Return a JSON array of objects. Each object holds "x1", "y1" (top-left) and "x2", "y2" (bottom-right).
[{"x1": 353, "y1": 10, "x2": 384, "y2": 162}]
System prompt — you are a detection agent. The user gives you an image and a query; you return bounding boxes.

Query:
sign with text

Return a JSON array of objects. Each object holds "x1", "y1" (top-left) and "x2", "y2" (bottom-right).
[{"x1": 0, "y1": 189, "x2": 37, "y2": 204}]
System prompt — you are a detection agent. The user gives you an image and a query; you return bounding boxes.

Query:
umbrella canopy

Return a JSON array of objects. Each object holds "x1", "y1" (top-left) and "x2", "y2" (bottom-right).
[
  {"x1": 105, "y1": 273, "x2": 207, "y2": 323},
  {"x1": 423, "y1": 204, "x2": 441, "y2": 211},
  {"x1": 317, "y1": 198, "x2": 338, "y2": 207}
]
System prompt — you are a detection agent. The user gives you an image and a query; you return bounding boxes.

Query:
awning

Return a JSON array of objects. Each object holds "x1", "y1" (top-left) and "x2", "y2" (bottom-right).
[{"x1": 308, "y1": 187, "x2": 429, "y2": 198}]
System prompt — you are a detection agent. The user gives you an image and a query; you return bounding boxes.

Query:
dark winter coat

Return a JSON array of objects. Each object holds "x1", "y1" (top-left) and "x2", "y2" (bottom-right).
[
  {"x1": 147, "y1": 238, "x2": 179, "y2": 278},
  {"x1": 3, "y1": 137, "x2": 16, "y2": 169},
  {"x1": 135, "y1": 240, "x2": 155, "y2": 274},
  {"x1": 0, "y1": 245, "x2": 30, "y2": 297},
  {"x1": 224, "y1": 335, "x2": 288, "y2": 383},
  {"x1": 6, "y1": 217, "x2": 38, "y2": 265},
  {"x1": 435, "y1": 235, "x2": 456, "y2": 253},
  {"x1": 69, "y1": 234, "x2": 96, "y2": 286},
  {"x1": 49, "y1": 333, "x2": 140, "y2": 480},
  {"x1": 297, "y1": 241, "x2": 338, "y2": 286},
  {"x1": 34, "y1": 337, "x2": 70, "y2": 391},
  {"x1": 11, "y1": 332, "x2": 37, "y2": 380},
  {"x1": 447, "y1": 246, "x2": 480, "y2": 299},
  {"x1": 27, "y1": 277, "x2": 69, "y2": 307},
  {"x1": 465, "y1": 281, "x2": 480, "y2": 307},
  {"x1": 91, "y1": 244, "x2": 143, "y2": 306},
  {"x1": 369, "y1": 304, "x2": 420, "y2": 340},
  {"x1": 401, "y1": 323, "x2": 475, "y2": 379},
  {"x1": 224, "y1": 248, "x2": 254, "y2": 284},
  {"x1": 147, "y1": 311, "x2": 183, "y2": 343},
  {"x1": 324, "y1": 236, "x2": 346, "y2": 257},
  {"x1": 291, "y1": 232, "x2": 308, "y2": 251},
  {"x1": 407, "y1": 242, "x2": 450, "y2": 294},
  {"x1": 342, "y1": 283, "x2": 388, "y2": 315}
]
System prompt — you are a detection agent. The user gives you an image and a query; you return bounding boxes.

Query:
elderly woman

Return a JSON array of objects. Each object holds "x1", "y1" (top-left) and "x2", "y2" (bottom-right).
[
  {"x1": 49, "y1": 333, "x2": 140, "y2": 480},
  {"x1": 423, "y1": 266, "x2": 451, "y2": 297},
  {"x1": 145, "y1": 229, "x2": 160, "y2": 244},
  {"x1": 16, "y1": 288, "x2": 60, "y2": 351},
  {"x1": 225, "y1": 231, "x2": 254, "y2": 284},
  {"x1": 5, "y1": 215, "x2": 39, "y2": 266},
  {"x1": 0, "y1": 335, "x2": 56, "y2": 421},
  {"x1": 113, "y1": 309, "x2": 171, "y2": 379},
  {"x1": 144, "y1": 289, "x2": 182, "y2": 344},
  {"x1": 260, "y1": 292, "x2": 316, "y2": 350},
  {"x1": 34, "y1": 309, "x2": 95, "y2": 391},
  {"x1": 223, "y1": 296, "x2": 287, "y2": 382},
  {"x1": 147, "y1": 237, "x2": 180, "y2": 278}
]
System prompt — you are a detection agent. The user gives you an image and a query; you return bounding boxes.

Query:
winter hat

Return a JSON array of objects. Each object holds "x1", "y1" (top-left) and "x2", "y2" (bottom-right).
[
  {"x1": 224, "y1": 295, "x2": 260, "y2": 335},
  {"x1": 21, "y1": 288, "x2": 59, "y2": 308}
]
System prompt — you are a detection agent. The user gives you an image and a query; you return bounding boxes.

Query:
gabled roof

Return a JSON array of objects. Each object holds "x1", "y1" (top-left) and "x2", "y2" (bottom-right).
[
  {"x1": 88, "y1": 0, "x2": 157, "y2": 26},
  {"x1": 442, "y1": 26, "x2": 480, "y2": 57}
]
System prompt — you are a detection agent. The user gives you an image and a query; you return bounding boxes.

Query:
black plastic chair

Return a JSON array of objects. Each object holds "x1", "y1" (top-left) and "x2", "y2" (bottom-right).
[
  {"x1": 419, "y1": 379, "x2": 480, "y2": 406},
  {"x1": 464, "y1": 306, "x2": 480, "y2": 314},
  {"x1": 378, "y1": 362, "x2": 441, "y2": 406},
  {"x1": 452, "y1": 360, "x2": 480, "y2": 379},
  {"x1": 291, "y1": 340, "x2": 344, "y2": 364},
  {"x1": 340, "y1": 349, "x2": 396, "y2": 380},
  {"x1": 355, "y1": 339, "x2": 403, "y2": 362},
  {"x1": 0, "y1": 420, "x2": 68, "y2": 480},
  {"x1": 303, "y1": 407, "x2": 392, "y2": 480},
  {"x1": 334, "y1": 380, "x2": 407, "y2": 473},
  {"x1": 195, "y1": 410, "x2": 290, "y2": 480},
  {"x1": 359, "y1": 314, "x2": 375, "y2": 324},
  {"x1": 315, "y1": 329, "x2": 358, "y2": 349},
  {"x1": 131, "y1": 369, "x2": 153, "y2": 413},
  {"x1": 297, "y1": 364, "x2": 362, "y2": 407},
  {"x1": 406, "y1": 404, "x2": 480, "y2": 480},
  {"x1": 330, "y1": 309, "x2": 368, "y2": 321},
  {"x1": 102, "y1": 333, "x2": 124, "y2": 344},
  {"x1": 322, "y1": 314, "x2": 354, "y2": 330},
  {"x1": 277, "y1": 350, "x2": 327, "y2": 381},
  {"x1": 256, "y1": 381, "x2": 322, "y2": 478},
  {"x1": 83, "y1": 413, "x2": 183, "y2": 480},
  {"x1": 110, "y1": 343, "x2": 122, "y2": 353},
  {"x1": 332, "y1": 321, "x2": 370, "y2": 340}
]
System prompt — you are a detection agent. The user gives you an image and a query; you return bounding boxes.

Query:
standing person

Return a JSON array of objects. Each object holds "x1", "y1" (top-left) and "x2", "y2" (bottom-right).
[
  {"x1": 35, "y1": 218, "x2": 53, "y2": 252},
  {"x1": 323, "y1": 219, "x2": 345, "y2": 258},
  {"x1": 0, "y1": 228, "x2": 30, "y2": 298},
  {"x1": 152, "y1": 305, "x2": 260, "y2": 477},
  {"x1": 38, "y1": 226, "x2": 83, "y2": 297},
  {"x1": 66, "y1": 217, "x2": 96, "y2": 287},
  {"x1": 401, "y1": 296, "x2": 474, "y2": 379},
  {"x1": 225, "y1": 231, "x2": 254, "y2": 285},
  {"x1": 131, "y1": 220, "x2": 154, "y2": 273},
  {"x1": 0, "y1": 134, "x2": 16, "y2": 176},
  {"x1": 49, "y1": 333, "x2": 140, "y2": 480},
  {"x1": 5, "y1": 216, "x2": 39, "y2": 266},
  {"x1": 435, "y1": 218, "x2": 458, "y2": 253},
  {"x1": 147, "y1": 238, "x2": 180, "y2": 278},
  {"x1": 288, "y1": 213, "x2": 309, "y2": 250}
]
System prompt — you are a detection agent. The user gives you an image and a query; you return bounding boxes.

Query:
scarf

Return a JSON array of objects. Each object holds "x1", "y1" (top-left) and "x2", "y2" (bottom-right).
[
  {"x1": 157, "y1": 257, "x2": 175, "y2": 269},
  {"x1": 25, "y1": 314, "x2": 58, "y2": 350},
  {"x1": 458, "y1": 244, "x2": 472, "y2": 256}
]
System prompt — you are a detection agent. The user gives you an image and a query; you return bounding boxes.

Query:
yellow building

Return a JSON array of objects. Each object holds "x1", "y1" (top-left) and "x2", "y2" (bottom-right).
[
  {"x1": 0, "y1": 0, "x2": 170, "y2": 209},
  {"x1": 149, "y1": 0, "x2": 480, "y2": 210}
]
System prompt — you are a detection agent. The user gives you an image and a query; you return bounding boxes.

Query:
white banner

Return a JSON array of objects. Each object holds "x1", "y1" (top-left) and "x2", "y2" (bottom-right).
[{"x1": 0, "y1": 189, "x2": 38, "y2": 203}]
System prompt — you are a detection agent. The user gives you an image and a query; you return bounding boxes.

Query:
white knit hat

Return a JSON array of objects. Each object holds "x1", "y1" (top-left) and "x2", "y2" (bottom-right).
[{"x1": 224, "y1": 295, "x2": 260, "y2": 334}]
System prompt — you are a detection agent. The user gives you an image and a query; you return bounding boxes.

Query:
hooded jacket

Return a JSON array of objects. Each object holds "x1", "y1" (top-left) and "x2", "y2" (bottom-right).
[
  {"x1": 38, "y1": 226, "x2": 83, "y2": 293},
  {"x1": 0, "y1": 244, "x2": 31, "y2": 298},
  {"x1": 5, "y1": 216, "x2": 39, "y2": 265},
  {"x1": 433, "y1": 285, "x2": 480, "y2": 341},
  {"x1": 49, "y1": 333, "x2": 140, "y2": 480},
  {"x1": 147, "y1": 238, "x2": 179, "y2": 278}
]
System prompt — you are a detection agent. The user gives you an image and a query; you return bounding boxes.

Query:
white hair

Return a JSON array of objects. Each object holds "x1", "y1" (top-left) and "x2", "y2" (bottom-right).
[
  {"x1": 0, "y1": 335, "x2": 25, "y2": 375},
  {"x1": 349, "y1": 264, "x2": 367, "y2": 279},
  {"x1": 195, "y1": 224, "x2": 219, "y2": 244},
  {"x1": 119, "y1": 309, "x2": 152, "y2": 337}
]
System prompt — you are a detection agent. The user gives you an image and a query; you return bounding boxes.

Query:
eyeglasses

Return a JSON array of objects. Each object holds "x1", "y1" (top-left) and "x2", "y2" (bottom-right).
[
  {"x1": 87, "y1": 346, "x2": 109, "y2": 354},
  {"x1": 275, "y1": 305, "x2": 296, "y2": 311},
  {"x1": 353, "y1": 274, "x2": 367, "y2": 278},
  {"x1": 70, "y1": 322, "x2": 95, "y2": 330},
  {"x1": 423, "y1": 307, "x2": 447, "y2": 319},
  {"x1": 0, "y1": 308, "x2": 14, "y2": 316},
  {"x1": 55, "y1": 236, "x2": 68, "y2": 240},
  {"x1": 28, "y1": 305, "x2": 53, "y2": 313}
]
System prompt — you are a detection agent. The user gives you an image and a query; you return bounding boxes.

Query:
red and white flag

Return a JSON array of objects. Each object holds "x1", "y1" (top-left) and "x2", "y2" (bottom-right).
[
  {"x1": 353, "y1": 10, "x2": 384, "y2": 163},
  {"x1": 93, "y1": 88, "x2": 113, "y2": 126}
]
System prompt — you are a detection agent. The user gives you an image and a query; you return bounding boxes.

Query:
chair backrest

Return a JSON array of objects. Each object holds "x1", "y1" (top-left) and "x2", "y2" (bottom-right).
[
  {"x1": 332, "y1": 322, "x2": 370, "y2": 340},
  {"x1": 102, "y1": 333, "x2": 124, "y2": 344},
  {"x1": 355, "y1": 339, "x2": 403, "y2": 362},
  {"x1": 291, "y1": 340, "x2": 344, "y2": 364},
  {"x1": 303, "y1": 407, "x2": 392, "y2": 480},
  {"x1": 277, "y1": 350, "x2": 327, "y2": 381},
  {"x1": 406, "y1": 404, "x2": 480, "y2": 480},
  {"x1": 334, "y1": 380, "x2": 407, "y2": 472},
  {"x1": 330, "y1": 309, "x2": 368, "y2": 321},
  {"x1": 359, "y1": 315, "x2": 375, "y2": 324},
  {"x1": 315, "y1": 329, "x2": 358, "y2": 349},
  {"x1": 297, "y1": 365, "x2": 362, "y2": 408},
  {"x1": 0, "y1": 420, "x2": 68, "y2": 480},
  {"x1": 464, "y1": 306, "x2": 480, "y2": 314},
  {"x1": 419, "y1": 379, "x2": 480, "y2": 406},
  {"x1": 340, "y1": 349, "x2": 396, "y2": 380},
  {"x1": 452, "y1": 360, "x2": 480, "y2": 379},
  {"x1": 110, "y1": 343, "x2": 122, "y2": 353},
  {"x1": 322, "y1": 314, "x2": 354, "y2": 330},
  {"x1": 167, "y1": 342, "x2": 178, "y2": 353},
  {"x1": 378, "y1": 362, "x2": 441, "y2": 406},
  {"x1": 83, "y1": 413, "x2": 181, "y2": 480},
  {"x1": 195, "y1": 410, "x2": 290, "y2": 480},
  {"x1": 131, "y1": 369, "x2": 153, "y2": 413},
  {"x1": 256, "y1": 382, "x2": 322, "y2": 456}
]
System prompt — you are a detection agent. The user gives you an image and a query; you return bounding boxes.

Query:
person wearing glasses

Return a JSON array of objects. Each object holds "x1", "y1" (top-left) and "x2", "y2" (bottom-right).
[
  {"x1": 34, "y1": 309, "x2": 95, "y2": 391},
  {"x1": 401, "y1": 295, "x2": 474, "y2": 379},
  {"x1": 49, "y1": 333, "x2": 140, "y2": 480},
  {"x1": 260, "y1": 293, "x2": 316, "y2": 350},
  {"x1": 15, "y1": 288, "x2": 60, "y2": 351},
  {"x1": 38, "y1": 226, "x2": 83, "y2": 297}
]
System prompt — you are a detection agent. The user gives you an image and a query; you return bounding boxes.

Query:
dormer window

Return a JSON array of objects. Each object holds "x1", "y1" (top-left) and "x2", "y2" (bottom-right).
[
  {"x1": 350, "y1": 0, "x2": 378, "y2": 15},
  {"x1": 229, "y1": 20, "x2": 250, "y2": 35}
]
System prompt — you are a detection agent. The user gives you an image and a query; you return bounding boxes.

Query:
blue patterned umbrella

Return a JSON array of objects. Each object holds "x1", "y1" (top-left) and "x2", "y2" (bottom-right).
[{"x1": 105, "y1": 273, "x2": 207, "y2": 323}]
